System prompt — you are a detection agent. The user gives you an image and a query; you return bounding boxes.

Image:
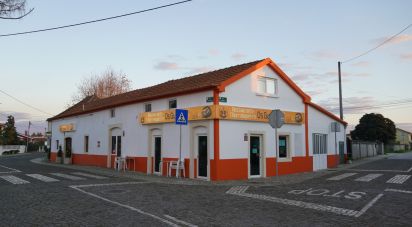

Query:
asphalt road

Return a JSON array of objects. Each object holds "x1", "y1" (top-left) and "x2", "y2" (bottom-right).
[{"x1": 1, "y1": 152, "x2": 411, "y2": 226}]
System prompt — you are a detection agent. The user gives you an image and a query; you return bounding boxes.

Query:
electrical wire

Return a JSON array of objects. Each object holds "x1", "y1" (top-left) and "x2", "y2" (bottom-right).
[
  {"x1": 0, "y1": 0, "x2": 193, "y2": 37},
  {"x1": 342, "y1": 23, "x2": 412, "y2": 63},
  {"x1": 0, "y1": 89, "x2": 53, "y2": 115}
]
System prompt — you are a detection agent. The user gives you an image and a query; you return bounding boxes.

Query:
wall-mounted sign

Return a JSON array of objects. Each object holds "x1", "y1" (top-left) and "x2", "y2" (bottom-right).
[
  {"x1": 139, "y1": 105, "x2": 304, "y2": 125},
  {"x1": 59, "y1": 124, "x2": 75, "y2": 132},
  {"x1": 219, "y1": 97, "x2": 227, "y2": 103},
  {"x1": 206, "y1": 97, "x2": 214, "y2": 102}
]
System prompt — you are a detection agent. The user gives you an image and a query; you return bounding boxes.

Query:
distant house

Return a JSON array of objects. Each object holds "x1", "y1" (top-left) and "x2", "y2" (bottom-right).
[{"x1": 395, "y1": 128, "x2": 412, "y2": 150}]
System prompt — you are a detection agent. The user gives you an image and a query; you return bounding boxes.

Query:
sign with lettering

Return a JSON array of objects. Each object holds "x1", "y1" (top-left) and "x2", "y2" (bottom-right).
[
  {"x1": 59, "y1": 124, "x2": 75, "y2": 132},
  {"x1": 139, "y1": 105, "x2": 304, "y2": 125}
]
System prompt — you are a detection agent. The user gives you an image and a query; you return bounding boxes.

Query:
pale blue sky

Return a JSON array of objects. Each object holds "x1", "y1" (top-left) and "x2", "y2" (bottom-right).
[{"x1": 1, "y1": 0, "x2": 411, "y2": 133}]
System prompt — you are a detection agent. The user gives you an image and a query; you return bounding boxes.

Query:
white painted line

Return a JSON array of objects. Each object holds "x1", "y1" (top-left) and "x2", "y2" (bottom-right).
[
  {"x1": 71, "y1": 172, "x2": 107, "y2": 179},
  {"x1": 406, "y1": 167, "x2": 412, "y2": 172},
  {"x1": 385, "y1": 188, "x2": 412, "y2": 194},
  {"x1": 164, "y1": 214, "x2": 198, "y2": 227},
  {"x1": 386, "y1": 175, "x2": 411, "y2": 184},
  {"x1": 70, "y1": 184, "x2": 179, "y2": 227},
  {"x1": 354, "y1": 194, "x2": 384, "y2": 218},
  {"x1": 347, "y1": 166, "x2": 412, "y2": 173},
  {"x1": 50, "y1": 173, "x2": 86, "y2": 180},
  {"x1": 354, "y1": 174, "x2": 383, "y2": 182},
  {"x1": 26, "y1": 174, "x2": 59, "y2": 182},
  {"x1": 0, "y1": 175, "x2": 30, "y2": 184},
  {"x1": 71, "y1": 181, "x2": 150, "y2": 188},
  {"x1": 327, "y1": 173, "x2": 357, "y2": 181},
  {"x1": 226, "y1": 187, "x2": 384, "y2": 217},
  {"x1": 226, "y1": 186, "x2": 249, "y2": 194},
  {"x1": 0, "y1": 164, "x2": 21, "y2": 173}
]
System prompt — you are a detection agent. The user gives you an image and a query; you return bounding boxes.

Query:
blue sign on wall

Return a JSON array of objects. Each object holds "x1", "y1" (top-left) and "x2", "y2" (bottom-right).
[{"x1": 175, "y1": 109, "x2": 188, "y2": 125}]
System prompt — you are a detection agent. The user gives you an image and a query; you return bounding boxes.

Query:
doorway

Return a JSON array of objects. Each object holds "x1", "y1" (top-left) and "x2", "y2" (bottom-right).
[
  {"x1": 339, "y1": 141, "x2": 345, "y2": 164},
  {"x1": 111, "y1": 135, "x2": 122, "y2": 157},
  {"x1": 153, "y1": 136, "x2": 162, "y2": 174},
  {"x1": 64, "y1": 137, "x2": 72, "y2": 157},
  {"x1": 249, "y1": 135, "x2": 262, "y2": 177},
  {"x1": 197, "y1": 135, "x2": 208, "y2": 178}
]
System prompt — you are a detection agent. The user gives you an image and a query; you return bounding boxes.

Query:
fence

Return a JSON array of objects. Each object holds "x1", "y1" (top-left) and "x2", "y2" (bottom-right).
[
  {"x1": 348, "y1": 140, "x2": 383, "y2": 160},
  {"x1": 384, "y1": 144, "x2": 410, "y2": 152}
]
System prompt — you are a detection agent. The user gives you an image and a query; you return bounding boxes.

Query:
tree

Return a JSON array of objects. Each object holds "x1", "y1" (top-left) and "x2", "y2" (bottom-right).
[
  {"x1": 1, "y1": 115, "x2": 19, "y2": 145},
  {"x1": 0, "y1": 0, "x2": 33, "y2": 19},
  {"x1": 69, "y1": 68, "x2": 132, "y2": 106},
  {"x1": 351, "y1": 113, "x2": 396, "y2": 144}
]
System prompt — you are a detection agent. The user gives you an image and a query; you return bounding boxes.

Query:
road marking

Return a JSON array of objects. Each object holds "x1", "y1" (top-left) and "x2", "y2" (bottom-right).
[
  {"x1": 354, "y1": 193, "x2": 384, "y2": 218},
  {"x1": 71, "y1": 172, "x2": 107, "y2": 179},
  {"x1": 226, "y1": 186, "x2": 383, "y2": 217},
  {"x1": 50, "y1": 173, "x2": 85, "y2": 180},
  {"x1": 226, "y1": 185, "x2": 249, "y2": 194},
  {"x1": 0, "y1": 164, "x2": 21, "y2": 173},
  {"x1": 72, "y1": 181, "x2": 150, "y2": 188},
  {"x1": 354, "y1": 174, "x2": 383, "y2": 182},
  {"x1": 70, "y1": 182, "x2": 180, "y2": 227},
  {"x1": 26, "y1": 174, "x2": 59, "y2": 182},
  {"x1": 327, "y1": 173, "x2": 357, "y2": 181},
  {"x1": 386, "y1": 175, "x2": 410, "y2": 184},
  {"x1": 0, "y1": 175, "x2": 30, "y2": 184},
  {"x1": 347, "y1": 166, "x2": 412, "y2": 173},
  {"x1": 164, "y1": 215, "x2": 198, "y2": 227},
  {"x1": 385, "y1": 188, "x2": 412, "y2": 194}
]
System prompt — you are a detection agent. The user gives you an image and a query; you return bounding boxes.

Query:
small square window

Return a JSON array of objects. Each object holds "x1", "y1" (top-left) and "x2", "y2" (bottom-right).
[
  {"x1": 110, "y1": 109, "x2": 115, "y2": 118},
  {"x1": 279, "y1": 135, "x2": 289, "y2": 158},
  {"x1": 169, "y1": 99, "x2": 177, "y2": 109},
  {"x1": 145, "y1": 103, "x2": 152, "y2": 112},
  {"x1": 257, "y1": 77, "x2": 277, "y2": 96}
]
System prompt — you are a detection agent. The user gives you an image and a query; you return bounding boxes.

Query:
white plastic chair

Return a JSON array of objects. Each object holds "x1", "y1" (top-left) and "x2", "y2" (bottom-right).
[
  {"x1": 115, "y1": 157, "x2": 126, "y2": 171},
  {"x1": 169, "y1": 160, "x2": 185, "y2": 178}
]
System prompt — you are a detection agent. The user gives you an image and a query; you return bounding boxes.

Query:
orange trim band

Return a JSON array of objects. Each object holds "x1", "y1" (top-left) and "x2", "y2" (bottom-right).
[{"x1": 305, "y1": 104, "x2": 309, "y2": 157}]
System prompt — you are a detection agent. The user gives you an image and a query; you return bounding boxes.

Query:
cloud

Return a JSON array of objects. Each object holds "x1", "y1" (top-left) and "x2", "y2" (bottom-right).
[
  {"x1": 231, "y1": 52, "x2": 246, "y2": 60},
  {"x1": 396, "y1": 123, "x2": 412, "y2": 133},
  {"x1": 400, "y1": 53, "x2": 412, "y2": 60},
  {"x1": 317, "y1": 96, "x2": 384, "y2": 115},
  {"x1": 188, "y1": 66, "x2": 214, "y2": 75},
  {"x1": 372, "y1": 34, "x2": 412, "y2": 46},
  {"x1": 154, "y1": 61, "x2": 180, "y2": 70},
  {"x1": 351, "y1": 61, "x2": 370, "y2": 67}
]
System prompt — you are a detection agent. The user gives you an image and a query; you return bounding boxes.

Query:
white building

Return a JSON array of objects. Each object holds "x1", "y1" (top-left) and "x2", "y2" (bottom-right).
[{"x1": 48, "y1": 58, "x2": 347, "y2": 181}]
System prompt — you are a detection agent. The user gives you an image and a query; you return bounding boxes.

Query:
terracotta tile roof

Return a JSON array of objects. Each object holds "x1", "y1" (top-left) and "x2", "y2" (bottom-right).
[{"x1": 48, "y1": 59, "x2": 265, "y2": 121}]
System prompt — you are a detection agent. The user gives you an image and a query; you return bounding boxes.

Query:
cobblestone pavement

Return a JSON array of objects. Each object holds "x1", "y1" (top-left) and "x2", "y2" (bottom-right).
[{"x1": 1, "y1": 152, "x2": 411, "y2": 226}]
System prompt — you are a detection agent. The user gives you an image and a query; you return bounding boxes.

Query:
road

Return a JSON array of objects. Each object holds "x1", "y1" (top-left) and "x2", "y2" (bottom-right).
[{"x1": 1, "y1": 152, "x2": 411, "y2": 226}]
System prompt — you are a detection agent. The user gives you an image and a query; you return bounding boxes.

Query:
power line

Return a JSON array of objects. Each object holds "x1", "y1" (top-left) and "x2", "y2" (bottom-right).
[
  {"x1": 0, "y1": 0, "x2": 193, "y2": 37},
  {"x1": 0, "y1": 89, "x2": 53, "y2": 116},
  {"x1": 342, "y1": 23, "x2": 412, "y2": 63}
]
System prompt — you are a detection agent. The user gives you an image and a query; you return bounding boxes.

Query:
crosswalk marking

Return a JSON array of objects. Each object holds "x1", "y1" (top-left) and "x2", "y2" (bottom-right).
[
  {"x1": 50, "y1": 173, "x2": 86, "y2": 180},
  {"x1": 354, "y1": 174, "x2": 383, "y2": 182},
  {"x1": 327, "y1": 173, "x2": 357, "y2": 181},
  {"x1": 71, "y1": 172, "x2": 107, "y2": 179},
  {"x1": 26, "y1": 174, "x2": 59, "y2": 182},
  {"x1": 0, "y1": 175, "x2": 30, "y2": 184},
  {"x1": 386, "y1": 175, "x2": 410, "y2": 184}
]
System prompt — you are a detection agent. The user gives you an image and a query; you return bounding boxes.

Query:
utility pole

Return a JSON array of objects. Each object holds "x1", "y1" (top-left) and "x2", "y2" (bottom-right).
[
  {"x1": 25, "y1": 121, "x2": 31, "y2": 153},
  {"x1": 338, "y1": 61, "x2": 343, "y2": 120}
]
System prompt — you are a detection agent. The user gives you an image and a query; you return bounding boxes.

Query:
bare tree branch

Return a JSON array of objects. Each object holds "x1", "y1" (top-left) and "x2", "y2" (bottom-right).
[{"x1": 0, "y1": 0, "x2": 33, "y2": 19}]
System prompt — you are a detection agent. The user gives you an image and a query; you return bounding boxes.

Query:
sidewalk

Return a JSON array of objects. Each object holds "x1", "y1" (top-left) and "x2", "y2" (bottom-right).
[{"x1": 31, "y1": 153, "x2": 398, "y2": 187}]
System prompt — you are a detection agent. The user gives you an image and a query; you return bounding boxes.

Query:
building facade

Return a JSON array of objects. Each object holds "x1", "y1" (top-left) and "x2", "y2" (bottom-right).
[{"x1": 48, "y1": 58, "x2": 347, "y2": 181}]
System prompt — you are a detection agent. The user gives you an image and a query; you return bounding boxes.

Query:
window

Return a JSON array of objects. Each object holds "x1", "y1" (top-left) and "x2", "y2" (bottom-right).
[
  {"x1": 145, "y1": 103, "x2": 152, "y2": 112},
  {"x1": 169, "y1": 99, "x2": 177, "y2": 109},
  {"x1": 110, "y1": 109, "x2": 115, "y2": 118},
  {"x1": 84, "y1": 136, "x2": 89, "y2": 153},
  {"x1": 56, "y1": 140, "x2": 59, "y2": 150},
  {"x1": 313, "y1": 133, "x2": 327, "y2": 154},
  {"x1": 257, "y1": 77, "x2": 278, "y2": 95},
  {"x1": 278, "y1": 135, "x2": 289, "y2": 158}
]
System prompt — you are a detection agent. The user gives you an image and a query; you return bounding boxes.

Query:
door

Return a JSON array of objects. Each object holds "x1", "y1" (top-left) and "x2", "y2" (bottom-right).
[
  {"x1": 65, "y1": 138, "x2": 72, "y2": 157},
  {"x1": 154, "y1": 136, "x2": 161, "y2": 173},
  {"x1": 111, "y1": 136, "x2": 122, "y2": 157},
  {"x1": 197, "y1": 135, "x2": 208, "y2": 178},
  {"x1": 339, "y1": 142, "x2": 345, "y2": 164},
  {"x1": 313, "y1": 134, "x2": 328, "y2": 171},
  {"x1": 250, "y1": 136, "x2": 261, "y2": 177}
]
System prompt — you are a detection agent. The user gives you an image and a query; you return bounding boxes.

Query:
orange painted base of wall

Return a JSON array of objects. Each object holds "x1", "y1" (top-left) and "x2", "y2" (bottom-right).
[
  {"x1": 327, "y1": 155, "x2": 339, "y2": 168},
  {"x1": 215, "y1": 159, "x2": 248, "y2": 180},
  {"x1": 50, "y1": 152, "x2": 57, "y2": 162},
  {"x1": 267, "y1": 156, "x2": 313, "y2": 176},
  {"x1": 72, "y1": 153, "x2": 107, "y2": 168}
]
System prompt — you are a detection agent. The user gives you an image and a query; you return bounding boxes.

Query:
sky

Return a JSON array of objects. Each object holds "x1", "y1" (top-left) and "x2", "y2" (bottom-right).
[{"x1": 0, "y1": 0, "x2": 411, "y2": 134}]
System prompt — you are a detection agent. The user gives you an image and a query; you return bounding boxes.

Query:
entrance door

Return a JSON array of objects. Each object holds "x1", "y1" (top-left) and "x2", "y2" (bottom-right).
[
  {"x1": 65, "y1": 138, "x2": 72, "y2": 157},
  {"x1": 197, "y1": 135, "x2": 208, "y2": 178},
  {"x1": 111, "y1": 136, "x2": 122, "y2": 157},
  {"x1": 154, "y1": 136, "x2": 161, "y2": 174},
  {"x1": 250, "y1": 136, "x2": 261, "y2": 177},
  {"x1": 313, "y1": 134, "x2": 328, "y2": 170}
]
